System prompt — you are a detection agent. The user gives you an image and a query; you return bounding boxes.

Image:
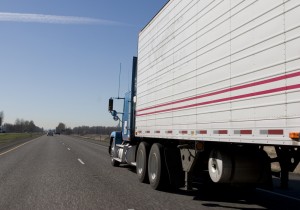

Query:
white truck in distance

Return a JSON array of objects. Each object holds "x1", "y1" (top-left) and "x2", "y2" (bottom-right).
[{"x1": 108, "y1": 0, "x2": 300, "y2": 190}]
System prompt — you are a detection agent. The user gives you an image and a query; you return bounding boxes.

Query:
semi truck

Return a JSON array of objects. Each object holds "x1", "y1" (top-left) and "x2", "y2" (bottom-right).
[{"x1": 108, "y1": 0, "x2": 300, "y2": 190}]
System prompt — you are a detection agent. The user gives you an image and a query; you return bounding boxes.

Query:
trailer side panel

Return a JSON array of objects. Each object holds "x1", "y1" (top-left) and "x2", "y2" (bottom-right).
[{"x1": 135, "y1": 0, "x2": 300, "y2": 145}]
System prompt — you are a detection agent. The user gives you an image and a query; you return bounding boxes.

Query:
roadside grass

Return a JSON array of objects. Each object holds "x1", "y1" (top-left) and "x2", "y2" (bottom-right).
[{"x1": 0, "y1": 133, "x2": 42, "y2": 145}]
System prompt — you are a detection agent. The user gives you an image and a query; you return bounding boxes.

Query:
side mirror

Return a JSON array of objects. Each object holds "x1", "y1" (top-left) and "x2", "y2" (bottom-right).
[
  {"x1": 111, "y1": 110, "x2": 117, "y2": 117},
  {"x1": 113, "y1": 115, "x2": 119, "y2": 121},
  {"x1": 111, "y1": 110, "x2": 119, "y2": 121},
  {"x1": 108, "y1": 98, "x2": 113, "y2": 112}
]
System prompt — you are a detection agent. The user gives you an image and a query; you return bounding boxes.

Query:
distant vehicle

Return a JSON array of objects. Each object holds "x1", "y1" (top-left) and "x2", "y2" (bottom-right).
[
  {"x1": 47, "y1": 131, "x2": 54, "y2": 136},
  {"x1": 0, "y1": 126, "x2": 6, "y2": 133}
]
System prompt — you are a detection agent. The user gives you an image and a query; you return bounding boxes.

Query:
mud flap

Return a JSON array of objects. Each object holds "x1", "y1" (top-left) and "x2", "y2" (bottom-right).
[{"x1": 164, "y1": 147, "x2": 185, "y2": 189}]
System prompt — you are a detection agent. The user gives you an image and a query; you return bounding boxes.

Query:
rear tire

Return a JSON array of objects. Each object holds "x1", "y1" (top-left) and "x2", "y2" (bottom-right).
[
  {"x1": 136, "y1": 142, "x2": 150, "y2": 183},
  {"x1": 111, "y1": 157, "x2": 120, "y2": 167},
  {"x1": 208, "y1": 149, "x2": 232, "y2": 183},
  {"x1": 148, "y1": 143, "x2": 167, "y2": 190}
]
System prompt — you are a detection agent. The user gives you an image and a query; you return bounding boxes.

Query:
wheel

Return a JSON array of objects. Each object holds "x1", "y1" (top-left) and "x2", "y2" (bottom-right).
[
  {"x1": 208, "y1": 149, "x2": 232, "y2": 183},
  {"x1": 231, "y1": 148, "x2": 266, "y2": 184},
  {"x1": 148, "y1": 143, "x2": 167, "y2": 190},
  {"x1": 108, "y1": 138, "x2": 112, "y2": 154},
  {"x1": 110, "y1": 138, "x2": 120, "y2": 167},
  {"x1": 136, "y1": 142, "x2": 150, "y2": 183}
]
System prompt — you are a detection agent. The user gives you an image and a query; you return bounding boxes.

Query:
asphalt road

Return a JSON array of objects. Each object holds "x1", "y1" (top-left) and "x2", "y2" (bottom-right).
[{"x1": 0, "y1": 135, "x2": 300, "y2": 210}]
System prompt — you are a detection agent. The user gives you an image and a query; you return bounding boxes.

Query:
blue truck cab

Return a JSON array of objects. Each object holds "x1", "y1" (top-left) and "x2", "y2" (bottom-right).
[{"x1": 108, "y1": 57, "x2": 137, "y2": 166}]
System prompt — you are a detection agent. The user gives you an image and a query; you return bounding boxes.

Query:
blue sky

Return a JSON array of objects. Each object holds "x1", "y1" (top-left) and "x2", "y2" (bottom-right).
[{"x1": 0, "y1": 0, "x2": 168, "y2": 129}]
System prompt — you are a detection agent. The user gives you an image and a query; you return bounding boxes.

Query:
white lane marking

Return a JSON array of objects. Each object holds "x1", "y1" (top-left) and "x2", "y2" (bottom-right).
[
  {"x1": 257, "y1": 188, "x2": 300, "y2": 202},
  {"x1": 0, "y1": 138, "x2": 37, "y2": 156},
  {"x1": 78, "y1": 158, "x2": 85, "y2": 165},
  {"x1": 67, "y1": 148, "x2": 71, "y2": 151}
]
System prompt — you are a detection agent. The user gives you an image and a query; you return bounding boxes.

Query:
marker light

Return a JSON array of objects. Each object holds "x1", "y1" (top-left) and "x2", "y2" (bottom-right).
[
  {"x1": 289, "y1": 132, "x2": 300, "y2": 140},
  {"x1": 195, "y1": 142, "x2": 204, "y2": 151}
]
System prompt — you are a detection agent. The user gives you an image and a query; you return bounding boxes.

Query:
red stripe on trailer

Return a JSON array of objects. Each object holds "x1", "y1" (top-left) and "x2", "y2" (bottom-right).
[
  {"x1": 165, "y1": 130, "x2": 173, "y2": 134},
  {"x1": 136, "y1": 84, "x2": 300, "y2": 116},
  {"x1": 145, "y1": 131, "x2": 150, "y2": 134},
  {"x1": 155, "y1": 131, "x2": 160, "y2": 134},
  {"x1": 240, "y1": 130, "x2": 252, "y2": 135},
  {"x1": 268, "y1": 130, "x2": 284, "y2": 135},
  {"x1": 137, "y1": 71, "x2": 300, "y2": 113}
]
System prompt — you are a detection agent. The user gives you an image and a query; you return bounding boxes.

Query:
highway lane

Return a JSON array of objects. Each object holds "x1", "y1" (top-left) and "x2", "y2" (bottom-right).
[
  {"x1": 0, "y1": 135, "x2": 113, "y2": 209},
  {"x1": 0, "y1": 135, "x2": 300, "y2": 209}
]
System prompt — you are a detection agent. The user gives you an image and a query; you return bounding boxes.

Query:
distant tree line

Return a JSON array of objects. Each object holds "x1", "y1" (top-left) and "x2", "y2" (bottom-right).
[
  {"x1": 0, "y1": 111, "x2": 119, "y2": 135},
  {"x1": 4, "y1": 119, "x2": 43, "y2": 133},
  {"x1": 53, "y1": 122, "x2": 120, "y2": 136},
  {"x1": 72, "y1": 126, "x2": 120, "y2": 136}
]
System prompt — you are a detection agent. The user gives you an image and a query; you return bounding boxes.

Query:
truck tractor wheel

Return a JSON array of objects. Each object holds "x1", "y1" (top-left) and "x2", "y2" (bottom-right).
[
  {"x1": 136, "y1": 142, "x2": 150, "y2": 183},
  {"x1": 110, "y1": 138, "x2": 120, "y2": 167},
  {"x1": 208, "y1": 149, "x2": 232, "y2": 183},
  {"x1": 148, "y1": 143, "x2": 167, "y2": 190},
  {"x1": 108, "y1": 138, "x2": 113, "y2": 155}
]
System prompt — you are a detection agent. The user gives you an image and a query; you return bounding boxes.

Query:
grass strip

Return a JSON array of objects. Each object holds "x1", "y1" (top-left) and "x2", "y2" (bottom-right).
[{"x1": 0, "y1": 133, "x2": 42, "y2": 144}]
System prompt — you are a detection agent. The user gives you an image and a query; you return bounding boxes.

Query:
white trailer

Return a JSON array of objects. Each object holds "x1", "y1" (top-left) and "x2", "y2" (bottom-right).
[{"x1": 109, "y1": 0, "x2": 300, "y2": 190}]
